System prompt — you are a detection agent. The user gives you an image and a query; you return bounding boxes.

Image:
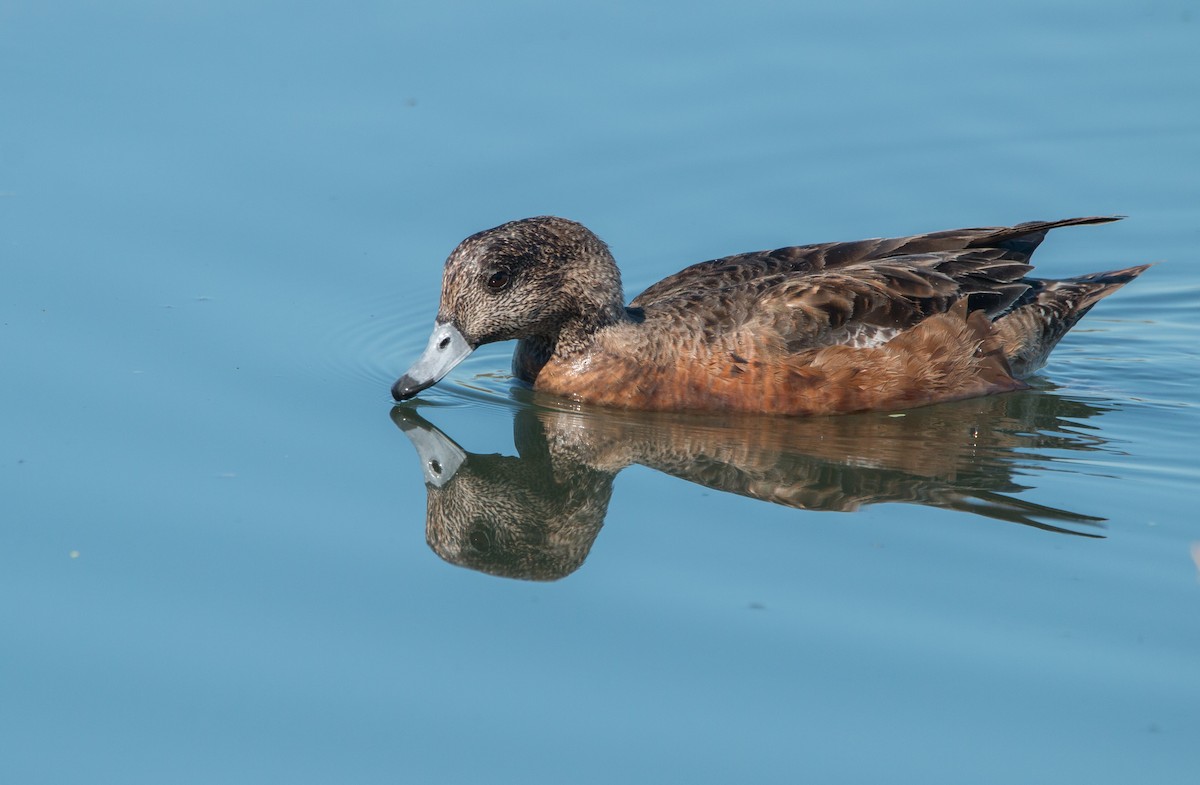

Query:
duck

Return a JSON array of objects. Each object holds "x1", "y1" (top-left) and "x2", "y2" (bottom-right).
[{"x1": 391, "y1": 216, "x2": 1148, "y2": 416}]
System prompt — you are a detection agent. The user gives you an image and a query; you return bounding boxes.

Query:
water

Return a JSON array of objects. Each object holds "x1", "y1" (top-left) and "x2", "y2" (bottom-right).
[{"x1": 3, "y1": 1, "x2": 1198, "y2": 783}]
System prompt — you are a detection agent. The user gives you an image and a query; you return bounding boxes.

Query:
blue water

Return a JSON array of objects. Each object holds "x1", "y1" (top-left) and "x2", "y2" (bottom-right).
[{"x1": 3, "y1": 1, "x2": 1198, "y2": 783}]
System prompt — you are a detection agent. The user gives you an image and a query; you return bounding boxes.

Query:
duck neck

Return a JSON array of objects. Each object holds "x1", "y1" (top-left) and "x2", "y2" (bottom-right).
[{"x1": 514, "y1": 302, "x2": 632, "y2": 384}]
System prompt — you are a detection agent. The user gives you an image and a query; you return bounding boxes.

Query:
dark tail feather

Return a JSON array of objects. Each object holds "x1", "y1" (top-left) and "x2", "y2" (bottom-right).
[
  {"x1": 995, "y1": 262, "x2": 1151, "y2": 378},
  {"x1": 1051, "y1": 262, "x2": 1153, "y2": 317},
  {"x1": 968, "y1": 216, "x2": 1125, "y2": 259},
  {"x1": 1062, "y1": 262, "x2": 1152, "y2": 294}
]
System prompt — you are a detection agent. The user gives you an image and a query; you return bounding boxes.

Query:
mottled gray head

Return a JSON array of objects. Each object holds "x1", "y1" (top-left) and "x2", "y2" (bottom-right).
[{"x1": 393, "y1": 216, "x2": 624, "y2": 401}]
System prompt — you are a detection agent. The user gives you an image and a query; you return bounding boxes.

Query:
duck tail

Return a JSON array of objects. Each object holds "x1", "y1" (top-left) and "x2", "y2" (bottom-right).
[
  {"x1": 995, "y1": 263, "x2": 1151, "y2": 378},
  {"x1": 965, "y1": 215, "x2": 1124, "y2": 258}
]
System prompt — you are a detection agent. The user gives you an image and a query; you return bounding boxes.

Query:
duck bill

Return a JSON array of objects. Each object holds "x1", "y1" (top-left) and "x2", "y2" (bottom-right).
[{"x1": 391, "y1": 320, "x2": 474, "y2": 401}]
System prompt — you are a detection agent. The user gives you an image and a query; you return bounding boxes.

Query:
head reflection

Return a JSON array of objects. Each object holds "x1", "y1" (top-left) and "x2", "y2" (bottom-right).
[
  {"x1": 394, "y1": 407, "x2": 612, "y2": 581},
  {"x1": 393, "y1": 389, "x2": 1113, "y2": 581}
]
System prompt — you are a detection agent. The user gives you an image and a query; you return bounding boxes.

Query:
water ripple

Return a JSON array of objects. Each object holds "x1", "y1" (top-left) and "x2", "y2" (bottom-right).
[{"x1": 317, "y1": 289, "x2": 427, "y2": 386}]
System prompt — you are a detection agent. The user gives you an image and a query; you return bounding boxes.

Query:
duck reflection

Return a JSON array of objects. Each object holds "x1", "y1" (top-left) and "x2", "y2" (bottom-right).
[{"x1": 392, "y1": 389, "x2": 1113, "y2": 581}]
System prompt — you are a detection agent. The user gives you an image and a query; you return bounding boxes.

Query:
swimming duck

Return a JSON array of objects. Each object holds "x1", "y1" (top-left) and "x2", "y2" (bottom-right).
[{"x1": 392, "y1": 216, "x2": 1147, "y2": 416}]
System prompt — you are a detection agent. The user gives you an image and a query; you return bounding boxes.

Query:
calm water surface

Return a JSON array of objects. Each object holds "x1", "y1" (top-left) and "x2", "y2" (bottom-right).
[{"x1": 3, "y1": 1, "x2": 1199, "y2": 783}]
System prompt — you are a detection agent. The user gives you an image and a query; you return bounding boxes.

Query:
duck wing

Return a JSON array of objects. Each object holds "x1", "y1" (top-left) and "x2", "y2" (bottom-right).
[
  {"x1": 631, "y1": 216, "x2": 1120, "y2": 311},
  {"x1": 636, "y1": 246, "x2": 1040, "y2": 354}
]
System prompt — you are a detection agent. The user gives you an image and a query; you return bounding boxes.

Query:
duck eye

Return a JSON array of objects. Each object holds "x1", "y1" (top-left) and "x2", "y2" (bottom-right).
[{"x1": 485, "y1": 269, "x2": 511, "y2": 291}]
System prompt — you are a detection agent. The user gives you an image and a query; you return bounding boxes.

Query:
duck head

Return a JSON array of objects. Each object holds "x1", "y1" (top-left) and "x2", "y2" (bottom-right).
[{"x1": 391, "y1": 216, "x2": 625, "y2": 401}]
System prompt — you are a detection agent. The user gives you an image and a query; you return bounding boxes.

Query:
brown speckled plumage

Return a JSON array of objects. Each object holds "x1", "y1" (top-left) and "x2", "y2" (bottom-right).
[{"x1": 394, "y1": 216, "x2": 1147, "y2": 415}]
